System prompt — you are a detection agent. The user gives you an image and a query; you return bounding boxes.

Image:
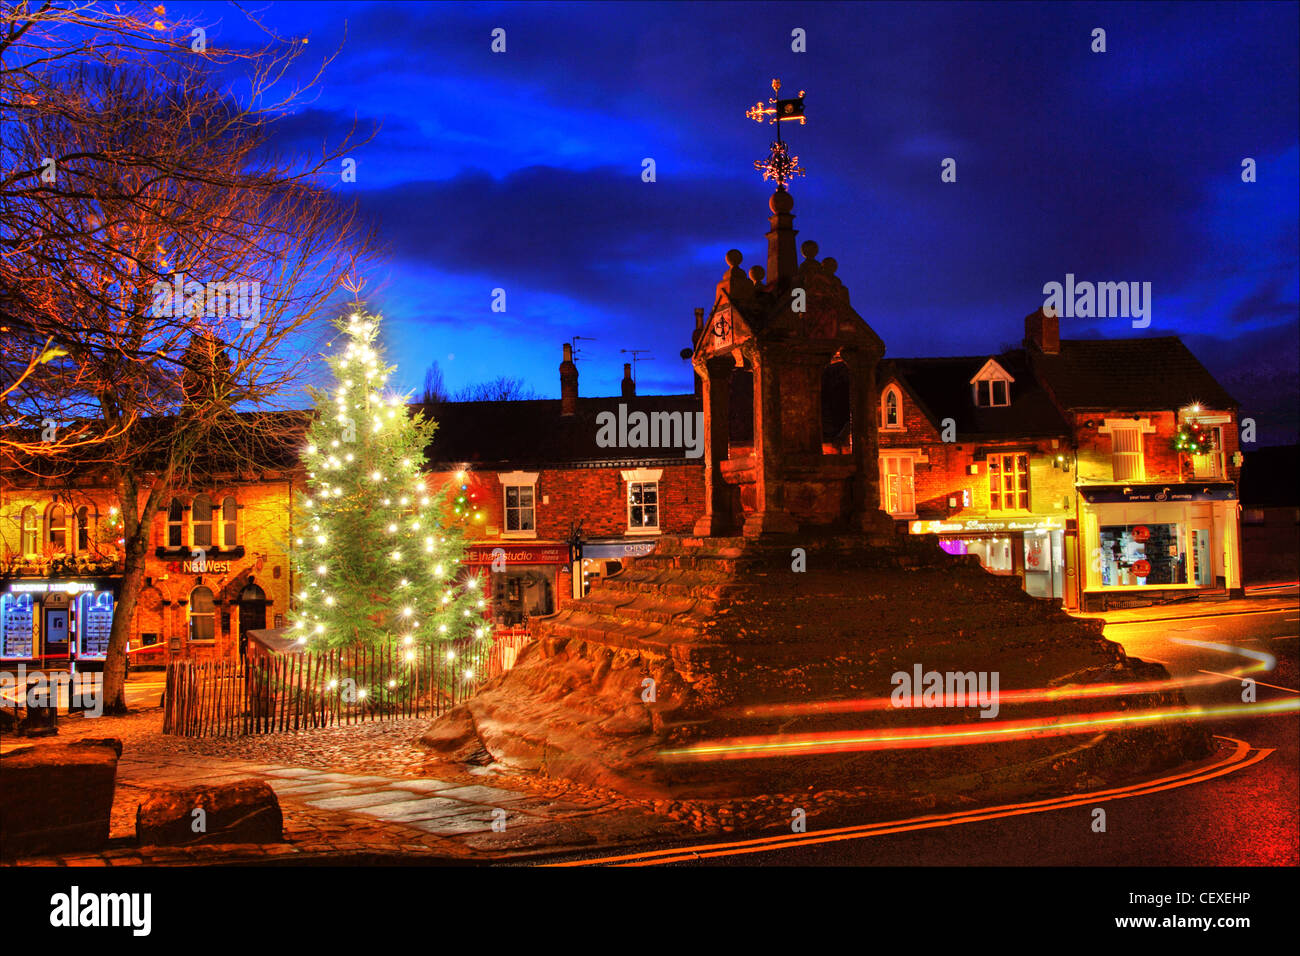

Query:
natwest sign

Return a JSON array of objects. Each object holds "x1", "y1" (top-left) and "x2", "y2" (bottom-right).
[{"x1": 166, "y1": 559, "x2": 233, "y2": 574}]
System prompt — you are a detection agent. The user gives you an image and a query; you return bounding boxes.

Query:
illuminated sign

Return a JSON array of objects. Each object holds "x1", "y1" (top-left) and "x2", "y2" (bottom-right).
[
  {"x1": 166, "y1": 560, "x2": 233, "y2": 574},
  {"x1": 909, "y1": 517, "x2": 1064, "y2": 535},
  {"x1": 8, "y1": 581, "x2": 98, "y2": 594}
]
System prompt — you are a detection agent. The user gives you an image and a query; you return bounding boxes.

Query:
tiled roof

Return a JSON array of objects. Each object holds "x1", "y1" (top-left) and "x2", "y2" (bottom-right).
[
  {"x1": 420, "y1": 395, "x2": 704, "y2": 468},
  {"x1": 880, "y1": 350, "x2": 1070, "y2": 441},
  {"x1": 1030, "y1": 337, "x2": 1238, "y2": 411}
]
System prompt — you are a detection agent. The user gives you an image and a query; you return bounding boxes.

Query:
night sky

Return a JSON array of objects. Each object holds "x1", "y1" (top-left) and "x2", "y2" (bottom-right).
[{"x1": 180, "y1": 1, "x2": 1298, "y2": 444}]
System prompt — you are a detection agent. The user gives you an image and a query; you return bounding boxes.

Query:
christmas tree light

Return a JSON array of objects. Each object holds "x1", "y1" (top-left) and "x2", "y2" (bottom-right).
[{"x1": 288, "y1": 306, "x2": 489, "y2": 707}]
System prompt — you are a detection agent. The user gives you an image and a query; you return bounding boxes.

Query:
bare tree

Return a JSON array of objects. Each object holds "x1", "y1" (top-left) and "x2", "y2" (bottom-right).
[
  {"x1": 454, "y1": 376, "x2": 541, "y2": 402},
  {"x1": 0, "y1": 13, "x2": 375, "y2": 711},
  {"x1": 420, "y1": 361, "x2": 449, "y2": 405}
]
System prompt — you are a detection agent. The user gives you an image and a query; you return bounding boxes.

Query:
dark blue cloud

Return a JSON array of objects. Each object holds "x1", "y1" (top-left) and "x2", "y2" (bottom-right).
[{"x1": 172, "y1": 0, "x2": 1298, "y2": 441}]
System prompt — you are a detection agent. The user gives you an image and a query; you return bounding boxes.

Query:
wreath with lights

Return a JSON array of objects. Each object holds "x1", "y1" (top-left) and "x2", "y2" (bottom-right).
[{"x1": 1172, "y1": 416, "x2": 1214, "y2": 455}]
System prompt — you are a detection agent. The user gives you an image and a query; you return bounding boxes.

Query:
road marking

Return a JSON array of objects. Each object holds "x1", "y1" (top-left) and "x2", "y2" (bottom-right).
[
  {"x1": 1103, "y1": 607, "x2": 1300, "y2": 626},
  {"x1": 1198, "y1": 669, "x2": 1299, "y2": 694},
  {"x1": 550, "y1": 737, "x2": 1269, "y2": 867}
]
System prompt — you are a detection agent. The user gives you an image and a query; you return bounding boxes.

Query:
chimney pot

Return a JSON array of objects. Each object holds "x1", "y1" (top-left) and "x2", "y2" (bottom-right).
[{"x1": 621, "y1": 363, "x2": 636, "y2": 398}]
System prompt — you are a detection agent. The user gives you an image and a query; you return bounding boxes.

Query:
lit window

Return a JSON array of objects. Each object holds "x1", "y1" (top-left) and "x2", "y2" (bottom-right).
[
  {"x1": 1108, "y1": 424, "x2": 1145, "y2": 481},
  {"x1": 20, "y1": 506, "x2": 39, "y2": 556},
  {"x1": 189, "y1": 586, "x2": 215, "y2": 642},
  {"x1": 504, "y1": 486, "x2": 535, "y2": 533},
  {"x1": 880, "y1": 455, "x2": 916, "y2": 516},
  {"x1": 47, "y1": 504, "x2": 68, "y2": 552},
  {"x1": 881, "y1": 385, "x2": 903, "y2": 429},
  {"x1": 628, "y1": 482, "x2": 659, "y2": 529},
  {"x1": 988, "y1": 453, "x2": 1030, "y2": 511}
]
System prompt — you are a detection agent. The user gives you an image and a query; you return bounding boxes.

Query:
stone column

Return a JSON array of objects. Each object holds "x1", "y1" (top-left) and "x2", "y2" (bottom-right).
[
  {"x1": 743, "y1": 352, "x2": 799, "y2": 536},
  {"x1": 693, "y1": 357, "x2": 736, "y2": 536},
  {"x1": 846, "y1": 352, "x2": 890, "y2": 533}
]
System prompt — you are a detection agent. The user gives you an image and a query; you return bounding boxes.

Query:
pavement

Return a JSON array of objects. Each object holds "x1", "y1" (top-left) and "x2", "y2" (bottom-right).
[
  {"x1": 1069, "y1": 585, "x2": 1297, "y2": 626},
  {"x1": 7, "y1": 751, "x2": 681, "y2": 866}
]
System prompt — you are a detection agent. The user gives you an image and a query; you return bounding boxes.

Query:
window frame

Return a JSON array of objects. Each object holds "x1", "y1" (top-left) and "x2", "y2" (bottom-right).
[
  {"x1": 20, "y1": 506, "x2": 39, "y2": 556},
  {"x1": 970, "y1": 359, "x2": 1014, "y2": 408},
  {"x1": 46, "y1": 503, "x2": 68, "y2": 553},
  {"x1": 188, "y1": 585, "x2": 216, "y2": 643},
  {"x1": 220, "y1": 495, "x2": 238, "y2": 548},
  {"x1": 621, "y1": 468, "x2": 664, "y2": 534},
  {"x1": 881, "y1": 384, "x2": 904, "y2": 430},
  {"x1": 988, "y1": 452, "x2": 1031, "y2": 512},
  {"x1": 166, "y1": 498, "x2": 185, "y2": 549},
  {"x1": 497, "y1": 472, "x2": 540, "y2": 539},
  {"x1": 880, "y1": 454, "x2": 917, "y2": 517},
  {"x1": 1100, "y1": 419, "x2": 1154, "y2": 482},
  {"x1": 191, "y1": 494, "x2": 214, "y2": 549}
]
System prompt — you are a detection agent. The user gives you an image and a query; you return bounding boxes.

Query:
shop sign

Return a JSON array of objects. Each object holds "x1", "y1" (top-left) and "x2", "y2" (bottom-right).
[
  {"x1": 8, "y1": 581, "x2": 98, "y2": 595},
  {"x1": 909, "y1": 516, "x2": 1064, "y2": 535},
  {"x1": 581, "y1": 540, "x2": 659, "y2": 560},
  {"x1": 166, "y1": 559, "x2": 233, "y2": 574},
  {"x1": 464, "y1": 544, "x2": 569, "y2": 566},
  {"x1": 1079, "y1": 482, "x2": 1236, "y2": 504}
]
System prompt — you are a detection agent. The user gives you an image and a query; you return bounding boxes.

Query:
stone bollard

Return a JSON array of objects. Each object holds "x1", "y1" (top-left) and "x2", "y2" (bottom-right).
[
  {"x1": 0, "y1": 738, "x2": 121, "y2": 859},
  {"x1": 136, "y1": 779, "x2": 284, "y2": 847}
]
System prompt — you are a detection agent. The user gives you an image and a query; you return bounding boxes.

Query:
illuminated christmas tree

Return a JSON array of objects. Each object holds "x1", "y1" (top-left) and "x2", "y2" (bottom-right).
[{"x1": 288, "y1": 308, "x2": 488, "y2": 700}]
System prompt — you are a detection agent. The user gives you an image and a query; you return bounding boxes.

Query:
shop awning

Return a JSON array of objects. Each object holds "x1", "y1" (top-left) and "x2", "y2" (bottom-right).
[{"x1": 1078, "y1": 482, "x2": 1237, "y2": 504}]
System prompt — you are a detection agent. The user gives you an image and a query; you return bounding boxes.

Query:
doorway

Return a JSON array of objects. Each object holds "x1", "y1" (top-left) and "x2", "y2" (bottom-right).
[
  {"x1": 237, "y1": 582, "x2": 267, "y2": 658},
  {"x1": 1193, "y1": 528, "x2": 1212, "y2": 587}
]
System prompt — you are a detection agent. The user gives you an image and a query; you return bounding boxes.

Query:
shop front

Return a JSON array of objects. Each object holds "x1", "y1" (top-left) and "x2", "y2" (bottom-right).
[
  {"x1": 1078, "y1": 482, "x2": 1240, "y2": 610},
  {"x1": 909, "y1": 517, "x2": 1067, "y2": 600},
  {"x1": 576, "y1": 538, "x2": 660, "y2": 597},
  {"x1": 0, "y1": 578, "x2": 120, "y2": 671},
  {"x1": 464, "y1": 542, "x2": 571, "y2": 627}
]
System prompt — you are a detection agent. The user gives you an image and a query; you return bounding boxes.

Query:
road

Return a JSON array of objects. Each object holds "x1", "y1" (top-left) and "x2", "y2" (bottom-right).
[{"x1": 553, "y1": 604, "x2": 1300, "y2": 866}]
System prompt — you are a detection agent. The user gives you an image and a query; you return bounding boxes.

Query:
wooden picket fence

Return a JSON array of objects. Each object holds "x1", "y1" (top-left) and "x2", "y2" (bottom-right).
[{"x1": 163, "y1": 627, "x2": 533, "y2": 738}]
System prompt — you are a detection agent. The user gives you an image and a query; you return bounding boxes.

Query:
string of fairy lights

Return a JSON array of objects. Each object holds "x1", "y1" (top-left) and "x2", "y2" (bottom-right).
[{"x1": 287, "y1": 310, "x2": 489, "y2": 704}]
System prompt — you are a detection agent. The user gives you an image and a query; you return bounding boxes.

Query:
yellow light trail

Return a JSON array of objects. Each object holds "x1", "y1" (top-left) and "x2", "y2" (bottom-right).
[{"x1": 659, "y1": 697, "x2": 1300, "y2": 762}]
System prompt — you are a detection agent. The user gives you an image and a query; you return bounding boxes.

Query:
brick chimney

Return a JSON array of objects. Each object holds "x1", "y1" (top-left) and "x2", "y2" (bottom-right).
[
  {"x1": 621, "y1": 363, "x2": 636, "y2": 398},
  {"x1": 559, "y1": 343, "x2": 578, "y2": 416},
  {"x1": 1025, "y1": 306, "x2": 1060, "y2": 355}
]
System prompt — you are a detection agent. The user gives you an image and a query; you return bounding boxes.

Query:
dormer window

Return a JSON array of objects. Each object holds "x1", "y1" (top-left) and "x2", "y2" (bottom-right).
[{"x1": 970, "y1": 359, "x2": 1013, "y2": 408}]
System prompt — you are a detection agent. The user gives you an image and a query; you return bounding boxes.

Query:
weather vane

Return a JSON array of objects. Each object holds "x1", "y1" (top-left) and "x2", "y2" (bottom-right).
[{"x1": 746, "y1": 78, "x2": 806, "y2": 189}]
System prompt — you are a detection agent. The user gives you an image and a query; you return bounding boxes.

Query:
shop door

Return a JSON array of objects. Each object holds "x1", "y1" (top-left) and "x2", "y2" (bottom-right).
[
  {"x1": 1193, "y1": 529, "x2": 1212, "y2": 587},
  {"x1": 238, "y1": 584, "x2": 267, "y2": 658},
  {"x1": 43, "y1": 607, "x2": 70, "y2": 664}
]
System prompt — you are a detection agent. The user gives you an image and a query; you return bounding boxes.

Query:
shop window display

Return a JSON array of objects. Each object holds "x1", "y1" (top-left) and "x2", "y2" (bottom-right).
[
  {"x1": 1, "y1": 593, "x2": 35, "y2": 658},
  {"x1": 1098, "y1": 523, "x2": 1186, "y2": 587}
]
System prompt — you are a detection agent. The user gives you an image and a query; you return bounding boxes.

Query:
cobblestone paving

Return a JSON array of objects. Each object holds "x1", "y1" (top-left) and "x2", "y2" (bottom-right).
[{"x1": 3, "y1": 703, "x2": 696, "y2": 865}]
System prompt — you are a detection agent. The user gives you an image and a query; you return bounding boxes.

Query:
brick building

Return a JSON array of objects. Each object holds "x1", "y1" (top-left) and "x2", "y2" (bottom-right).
[
  {"x1": 423, "y1": 350, "x2": 705, "y2": 622},
  {"x1": 0, "y1": 447, "x2": 301, "y2": 669},
  {"x1": 876, "y1": 307, "x2": 1244, "y2": 610}
]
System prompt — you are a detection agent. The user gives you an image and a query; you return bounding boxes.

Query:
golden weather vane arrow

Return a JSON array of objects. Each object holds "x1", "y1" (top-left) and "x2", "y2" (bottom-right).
[{"x1": 746, "y1": 78, "x2": 807, "y2": 189}]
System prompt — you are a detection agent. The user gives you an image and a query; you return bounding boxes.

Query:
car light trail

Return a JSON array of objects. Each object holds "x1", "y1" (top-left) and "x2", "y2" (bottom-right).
[{"x1": 659, "y1": 698, "x2": 1300, "y2": 762}]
